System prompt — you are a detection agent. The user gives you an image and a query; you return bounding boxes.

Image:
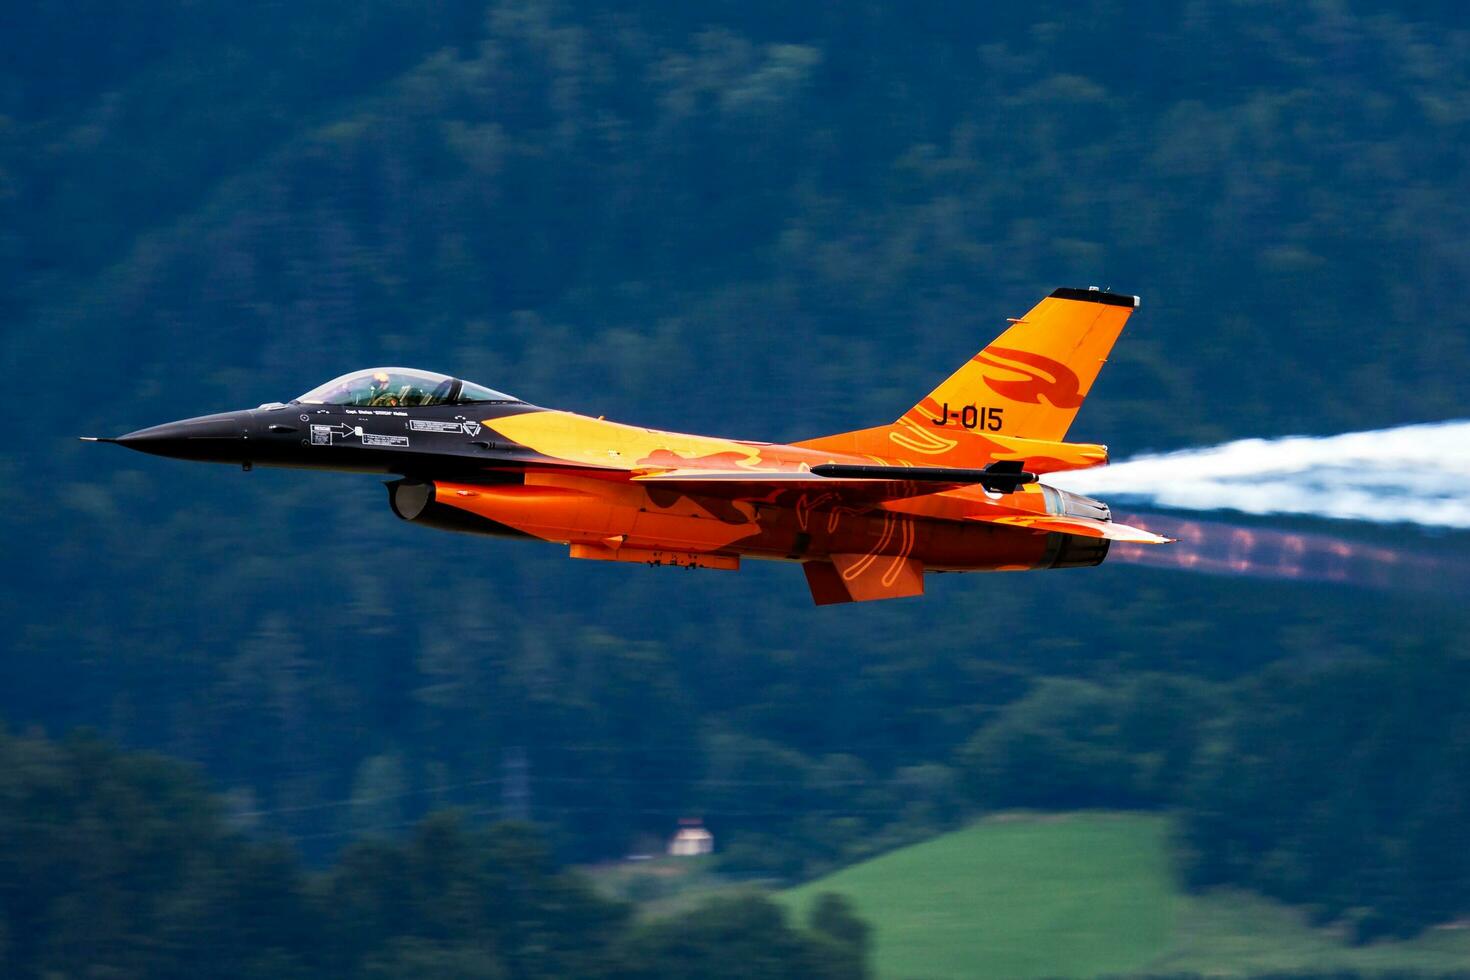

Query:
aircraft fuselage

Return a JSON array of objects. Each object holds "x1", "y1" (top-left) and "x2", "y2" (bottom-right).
[{"x1": 109, "y1": 398, "x2": 1109, "y2": 598}]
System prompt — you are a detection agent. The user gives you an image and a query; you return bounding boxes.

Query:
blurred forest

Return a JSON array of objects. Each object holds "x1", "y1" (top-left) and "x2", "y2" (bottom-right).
[
  {"x1": 3, "y1": 0, "x2": 1469, "y2": 967},
  {"x1": 0, "y1": 725, "x2": 869, "y2": 977}
]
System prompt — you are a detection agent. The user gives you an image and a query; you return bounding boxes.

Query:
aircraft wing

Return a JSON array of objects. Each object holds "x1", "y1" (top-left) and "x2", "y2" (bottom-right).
[
  {"x1": 631, "y1": 459, "x2": 1033, "y2": 497},
  {"x1": 629, "y1": 468, "x2": 972, "y2": 503},
  {"x1": 632, "y1": 469, "x2": 1172, "y2": 543}
]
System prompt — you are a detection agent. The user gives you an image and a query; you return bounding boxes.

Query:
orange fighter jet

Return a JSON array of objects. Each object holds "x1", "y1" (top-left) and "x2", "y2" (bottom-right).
[{"x1": 87, "y1": 287, "x2": 1170, "y2": 604}]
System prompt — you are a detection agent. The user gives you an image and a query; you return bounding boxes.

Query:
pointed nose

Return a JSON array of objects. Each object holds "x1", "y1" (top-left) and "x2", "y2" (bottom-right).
[{"x1": 117, "y1": 411, "x2": 252, "y2": 462}]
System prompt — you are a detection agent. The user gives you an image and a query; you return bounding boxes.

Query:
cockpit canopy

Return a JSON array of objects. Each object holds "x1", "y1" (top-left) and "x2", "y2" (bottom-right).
[{"x1": 295, "y1": 369, "x2": 516, "y2": 409}]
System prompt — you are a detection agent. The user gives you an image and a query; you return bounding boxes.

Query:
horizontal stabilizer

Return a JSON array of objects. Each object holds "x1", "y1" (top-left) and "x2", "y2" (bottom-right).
[{"x1": 965, "y1": 511, "x2": 1174, "y2": 544}]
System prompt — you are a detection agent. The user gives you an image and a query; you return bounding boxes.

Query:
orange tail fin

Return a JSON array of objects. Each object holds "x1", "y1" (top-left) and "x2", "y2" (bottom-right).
[{"x1": 796, "y1": 287, "x2": 1137, "y2": 469}]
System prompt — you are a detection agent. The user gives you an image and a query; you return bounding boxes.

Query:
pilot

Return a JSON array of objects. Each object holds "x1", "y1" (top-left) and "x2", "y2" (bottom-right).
[{"x1": 368, "y1": 372, "x2": 397, "y2": 407}]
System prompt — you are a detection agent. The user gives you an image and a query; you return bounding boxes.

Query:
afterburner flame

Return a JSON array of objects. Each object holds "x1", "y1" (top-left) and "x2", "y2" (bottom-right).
[{"x1": 1110, "y1": 512, "x2": 1466, "y2": 594}]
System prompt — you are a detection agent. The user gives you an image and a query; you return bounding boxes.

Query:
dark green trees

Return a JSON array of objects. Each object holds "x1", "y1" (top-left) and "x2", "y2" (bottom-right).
[
  {"x1": 0, "y1": 727, "x2": 311, "y2": 977},
  {"x1": 616, "y1": 892, "x2": 867, "y2": 980},
  {"x1": 1180, "y1": 650, "x2": 1470, "y2": 942},
  {"x1": 0, "y1": 725, "x2": 871, "y2": 978}
]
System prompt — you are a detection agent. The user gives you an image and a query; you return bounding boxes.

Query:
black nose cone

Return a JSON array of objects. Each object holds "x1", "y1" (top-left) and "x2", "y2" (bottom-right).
[{"x1": 116, "y1": 412, "x2": 251, "y2": 462}]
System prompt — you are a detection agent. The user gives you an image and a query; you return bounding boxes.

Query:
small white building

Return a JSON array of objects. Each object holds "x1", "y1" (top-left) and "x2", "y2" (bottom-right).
[{"x1": 667, "y1": 818, "x2": 714, "y2": 857}]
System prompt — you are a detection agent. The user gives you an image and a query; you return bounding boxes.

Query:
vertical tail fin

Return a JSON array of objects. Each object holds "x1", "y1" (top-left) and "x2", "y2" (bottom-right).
[
  {"x1": 797, "y1": 287, "x2": 1136, "y2": 467},
  {"x1": 910, "y1": 287, "x2": 1138, "y2": 442}
]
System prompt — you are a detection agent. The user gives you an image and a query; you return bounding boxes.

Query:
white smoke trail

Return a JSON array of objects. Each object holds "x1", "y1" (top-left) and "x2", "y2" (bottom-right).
[{"x1": 1047, "y1": 420, "x2": 1470, "y2": 529}]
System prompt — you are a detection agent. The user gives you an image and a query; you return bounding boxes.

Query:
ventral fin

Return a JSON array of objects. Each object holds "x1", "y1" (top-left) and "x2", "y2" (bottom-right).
[{"x1": 803, "y1": 554, "x2": 925, "y2": 605}]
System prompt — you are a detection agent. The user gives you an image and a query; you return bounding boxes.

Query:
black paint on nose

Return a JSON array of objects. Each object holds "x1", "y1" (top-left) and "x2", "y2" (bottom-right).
[{"x1": 116, "y1": 412, "x2": 251, "y2": 462}]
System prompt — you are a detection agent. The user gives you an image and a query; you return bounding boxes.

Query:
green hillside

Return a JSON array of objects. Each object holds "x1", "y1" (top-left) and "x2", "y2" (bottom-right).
[{"x1": 779, "y1": 813, "x2": 1470, "y2": 980}]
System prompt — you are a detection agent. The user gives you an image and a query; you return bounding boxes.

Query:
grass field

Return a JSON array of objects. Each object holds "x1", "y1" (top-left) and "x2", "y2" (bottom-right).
[{"x1": 777, "y1": 812, "x2": 1470, "y2": 979}]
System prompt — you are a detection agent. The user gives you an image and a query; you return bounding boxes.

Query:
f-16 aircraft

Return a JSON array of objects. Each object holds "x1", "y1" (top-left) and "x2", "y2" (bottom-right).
[{"x1": 87, "y1": 287, "x2": 1170, "y2": 604}]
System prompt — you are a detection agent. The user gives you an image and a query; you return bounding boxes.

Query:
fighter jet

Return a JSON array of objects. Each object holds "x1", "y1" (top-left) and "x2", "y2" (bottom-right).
[{"x1": 87, "y1": 287, "x2": 1170, "y2": 604}]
